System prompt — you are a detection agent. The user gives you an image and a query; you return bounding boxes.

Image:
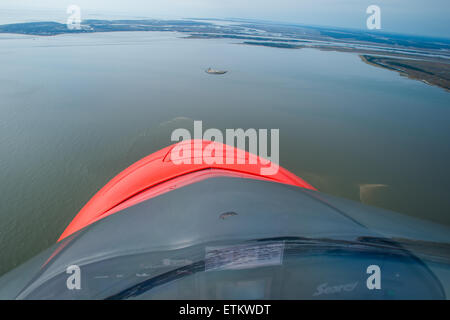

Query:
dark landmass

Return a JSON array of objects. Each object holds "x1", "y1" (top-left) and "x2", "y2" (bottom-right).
[
  {"x1": 1, "y1": 18, "x2": 449, "y2": 91},
  {"x1": 360, "y1": 55, "x2": 450, "y2": 91},
  {"x1": 246, "y1": 22, "x2": 450, "y2": 50},
  {"x1": 185, "y1": 33, "x2": 309, "y2": 43},
  {"x1": 242, "y1": 41, "x2": 301, "y2": 49},
  {"x1": 1, "y1": 18, "x2": 448, "y2": 52},
  {"x1": 0, "y1": 20, "x2": 214, "y2": 35}
]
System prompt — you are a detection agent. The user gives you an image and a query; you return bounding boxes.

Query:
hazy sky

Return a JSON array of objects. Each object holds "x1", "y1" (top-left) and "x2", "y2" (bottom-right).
[{"x1": 1, "y1": 0, "x2": 449, "y2": 38}]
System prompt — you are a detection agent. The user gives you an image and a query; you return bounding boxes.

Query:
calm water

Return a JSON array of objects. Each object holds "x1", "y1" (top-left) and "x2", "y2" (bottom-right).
[{"x1": 0, "y1": 31, "x2": 449, "y2": 276}]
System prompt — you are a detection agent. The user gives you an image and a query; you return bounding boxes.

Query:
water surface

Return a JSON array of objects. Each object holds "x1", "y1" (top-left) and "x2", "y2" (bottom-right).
[{"x1": 0, "y1": 31, "x2": 449, "y2": 275}]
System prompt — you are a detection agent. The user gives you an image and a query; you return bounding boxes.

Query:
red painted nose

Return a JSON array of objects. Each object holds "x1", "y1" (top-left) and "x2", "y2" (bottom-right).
[{"x1": 58, "y1": 139, "x2": 315, "y2": 241}]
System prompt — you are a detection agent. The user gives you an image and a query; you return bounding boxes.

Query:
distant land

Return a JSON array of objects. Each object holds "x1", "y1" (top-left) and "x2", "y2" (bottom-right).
[
  {"x1": 1, "y1": 18, "x2": 449, "y2": 91},
  {"x1": 360, "y1": 55, "x2": 450, "y2": 91}
]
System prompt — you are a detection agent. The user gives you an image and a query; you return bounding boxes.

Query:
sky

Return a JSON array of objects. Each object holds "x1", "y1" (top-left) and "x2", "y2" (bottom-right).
[{"x1": 1, "y1": 0, "x2": 449, "y2": 38}]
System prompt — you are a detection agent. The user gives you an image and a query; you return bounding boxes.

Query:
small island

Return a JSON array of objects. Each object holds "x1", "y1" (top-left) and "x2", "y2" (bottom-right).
[
  {"x1": 1, "y1": 18, "x2": 448, "y2": 90},
  {"x1": 205, "y1": 67, "x2": 227, "y2": 75}
]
